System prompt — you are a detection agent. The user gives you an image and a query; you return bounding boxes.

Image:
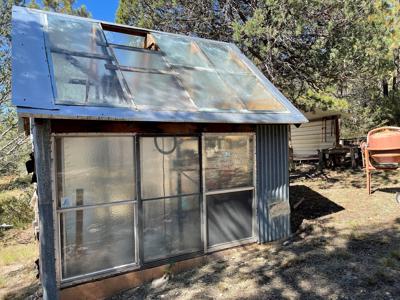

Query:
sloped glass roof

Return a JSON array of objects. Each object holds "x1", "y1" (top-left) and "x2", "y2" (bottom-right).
[
  {"x1": 11, "y1": 6, "x2": 308, "y2": 124},
  {"x1": 45, "y1": 13, "x2": 286, "y2": 112}
]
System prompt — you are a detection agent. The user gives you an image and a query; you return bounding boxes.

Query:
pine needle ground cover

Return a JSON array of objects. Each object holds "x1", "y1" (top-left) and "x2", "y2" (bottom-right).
[{"x1": 111, "y1": 168, "x2": 400, "y2": 300}]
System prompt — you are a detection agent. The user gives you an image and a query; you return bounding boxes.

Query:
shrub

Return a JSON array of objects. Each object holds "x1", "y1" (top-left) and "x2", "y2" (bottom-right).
[{"x1": 0, "y1": 191, "x2": 34, "y2": 228}]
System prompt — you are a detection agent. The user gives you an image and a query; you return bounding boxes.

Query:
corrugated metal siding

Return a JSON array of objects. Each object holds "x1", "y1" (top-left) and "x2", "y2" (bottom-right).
[
  {"x1": 291, "y1": 119, "x2": 337, "y2": 159},
  {"x1": 256, "y1": 124, "x2": 291, "y2": 242}
]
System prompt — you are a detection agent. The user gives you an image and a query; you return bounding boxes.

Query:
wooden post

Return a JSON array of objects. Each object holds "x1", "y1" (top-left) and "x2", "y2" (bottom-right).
[
  {"x1": 318, "y1": 150, "x2": 324, "y2": 171},
  {"x1": 350, "y1": 147, "x2": 357, "y2": 169},
  {"x1": 33, "y1": 119, "x2": 59, "y2": 300},
  {"x1": 364, "y1": 147, "x2": 372, "y2": 195}
]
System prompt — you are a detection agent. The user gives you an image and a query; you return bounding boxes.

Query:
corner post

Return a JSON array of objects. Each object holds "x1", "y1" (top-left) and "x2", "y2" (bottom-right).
[{"x1": 33, "y1": 119, "x2": 59, "y2": 300}]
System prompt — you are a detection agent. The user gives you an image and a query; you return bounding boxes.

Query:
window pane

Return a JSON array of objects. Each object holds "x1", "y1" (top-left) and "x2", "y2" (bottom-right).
[
  {"x1": 143, "y1": 195, "x2": 201, "y2": 261},
  {"x1": 204, "y1": 135, "x2": 254, "y2": 191},
  {"x1": 207, "y1": 190, "x2": 253, "y2": 247},
  {"x1": 140, "y1": 137, "x2": 200, "y2": 199},
  {"x1": 57, "y1": 137, "x2": 135, "y2": 208},
  {"x1": 177, "y1": 69, "x2": 245, "y2": 111},
  {"x1": 60, "y1": 204, "x2": 135, "y2": 279},
  {"x1": 113, "y1": 48, "x2": 168, "y2": 70},
  {"x1": 197, "y1": 41, "x2": 250, "y2": 74},
  {"x1": 122, "y1": 71, "x2": 195, "y2": 110},
  {"x1": 47, "y1": 15, "x2": 106, "y2": 55},
  {"x1": 224, "y1": 74, "x2": 285, "y2": 111},
  {"x1": 104, "y1": 30, "x2": 145, "y2": 48},
  {"x1": 152, "y1": 33, "x2": 212, "y2": 68},
  {"x1": 51, "y1": 53, "x2": 128, "y2": 106}
]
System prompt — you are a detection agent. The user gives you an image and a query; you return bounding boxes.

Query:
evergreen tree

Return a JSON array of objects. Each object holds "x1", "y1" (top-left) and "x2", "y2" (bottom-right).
[
  {"x1": 116, "y1": 0, "x2": 400, "y2": 134},
  {"x1": 0, "y1": 0, "x2": 90, "y2": 174}
]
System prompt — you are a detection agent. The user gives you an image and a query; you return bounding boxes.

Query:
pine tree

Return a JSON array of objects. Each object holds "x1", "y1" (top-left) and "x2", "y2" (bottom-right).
[
  {"x1": 116, "y1": 0, "x2": 400, "y2": 134},
  {"x1": 0, "y1": 0, "x2": 90, "y2": 174}
]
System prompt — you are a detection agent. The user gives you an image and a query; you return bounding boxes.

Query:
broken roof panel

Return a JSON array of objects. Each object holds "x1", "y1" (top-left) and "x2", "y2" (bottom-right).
[{"x1": 11, "y1": 6, "x2": 307, "y2": 124}]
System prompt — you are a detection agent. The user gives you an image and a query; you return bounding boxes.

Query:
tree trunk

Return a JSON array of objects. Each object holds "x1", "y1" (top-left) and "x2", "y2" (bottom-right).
[{"x1": 383, "y1": 79, "x2": 389, "y2": 97}]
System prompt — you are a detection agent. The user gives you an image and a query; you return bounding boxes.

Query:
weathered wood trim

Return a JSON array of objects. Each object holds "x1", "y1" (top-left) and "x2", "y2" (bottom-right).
[
  {"x1": 51, "y1": 120, "x2": 256, "y2": 134},
  {"x1": 33, "y1": 118, "x2": 59, "y2": 300}
]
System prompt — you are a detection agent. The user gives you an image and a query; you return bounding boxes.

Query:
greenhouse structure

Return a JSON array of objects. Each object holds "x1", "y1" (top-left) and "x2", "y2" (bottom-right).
[{"x1": 11, "y1": 6, "x2": 307, "y2": 300}]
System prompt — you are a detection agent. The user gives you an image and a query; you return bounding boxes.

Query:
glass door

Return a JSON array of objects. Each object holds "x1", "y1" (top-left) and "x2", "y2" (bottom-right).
[
  {"x1": 203, "y1": 133, "x2": 256, "y2": 250},
  {"x1": 139, "y1": 136, "x2": 202, "y2": 262}
]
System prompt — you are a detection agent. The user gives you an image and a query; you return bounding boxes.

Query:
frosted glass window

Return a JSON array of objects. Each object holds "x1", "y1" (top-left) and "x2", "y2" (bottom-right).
[
  {"x1": 140, "y1": 137, "x2": 200, "y2": 199},
  {"x1": 104, "y1": 30, "x2": 145, "y2": 48},
  {"x1": 122, "y1": 71, "x2": 195, "y2": 110},
  {"x1": 207, "y1": 191, "x2": 253, "y2": 247},
  {"x1": 152, "y1": 33, "x2": 212, "y2": 68},
  {"x1": 143, "y1": 195, "x2": 202, "y2": 261},
  {"x1": 204, "y1": 135, "x2": 254, "y2": 191},
  {"x1": 56, "y1": 136, "x2": 135, "y2": 208},
  {"x1": 113, "y1": 48, "x2": 168, "y2": 70},
  {"x1": 198, "y1": 41, "x2": 250, "y2": 74},
  {"x1": 60, "y1": 204, "x2": 135, "y2": 279},
  {"x1": 51, "y1": 53, "x2": 128, "y2": 106},
  {"x1": 47, "y1": 15, "x2": 107, "y2": 55},
  {"x1": 177, "y1": 69, "x2": 245, "y2": 111},
  {"x1": 224, "y1": 74, "x2": 285, "y2": 111}
]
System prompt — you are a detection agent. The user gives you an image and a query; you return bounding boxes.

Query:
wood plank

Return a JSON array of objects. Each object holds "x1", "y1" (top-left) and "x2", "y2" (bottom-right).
[
  {"x1": 33, "y1": 118, "x2": 59, "y2": 300},
  {"x1": 51, "y1": 120, "x2": 256, "y2": 134}
]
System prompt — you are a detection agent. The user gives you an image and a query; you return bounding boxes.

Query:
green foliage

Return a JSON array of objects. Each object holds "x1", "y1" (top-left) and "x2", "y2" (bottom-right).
[
  {"x1": 297, "y1": 89, "x2": 349, "y2": 112},
  {"x1": 0, "y1": 0, "x2": 90, "y2": 175},
  {"x1": 0, "y1": 175, "x2": 34, "y2": 227},
  {"x1": 0, "y1": 191, "x2": 34, "y2": 227},
  {"x1": 116, "y1": 0, "x2": 400, "y2": 137},
  {"x1": 28, "y1": 0, "x2": 90, "y2": 17}
]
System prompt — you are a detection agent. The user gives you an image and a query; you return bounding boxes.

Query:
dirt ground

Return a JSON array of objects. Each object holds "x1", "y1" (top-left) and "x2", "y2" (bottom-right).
[
  {"x1": 0, "y1": 174, "x2": 39, "y2": 300},
  {"x1": 111, "y1": 166, "x2": 400, "y2": 300},
  {"x1": 0, "y1": 228, "x2": 40, "y2": 300}
]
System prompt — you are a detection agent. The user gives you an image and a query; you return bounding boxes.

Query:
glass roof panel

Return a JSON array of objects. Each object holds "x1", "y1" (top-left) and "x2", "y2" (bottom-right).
[
  {"x1": 47, "y1": 14, "x2": 107, "y2": 55},
  {"x1": 113, "y1": 47, "x2": 168, "y2": 70},
  {"x1": 122, "y1": 71, "x2": 196, "y2": 111},
  {"x1": 51, "y1": 52, "x2": 128, "y2": 106},
  {"x1": 104, "y1": 30, "x2": 145, "y2": 48},
  {"x1": 45, "y1": 13, "x2": 286, "y2": 113},
  {"x1": 152, "y1": 33, "x2": 212, "y2": 68},
  {"x1": 177, "y1": 69, "x2": 245, "y2": 111},
  {"x1": 224, "y1": 74, "x2": 285, "y2": 111},
  {"x1": 198, "y1": 41, "x2": 250, "y2": 74}
]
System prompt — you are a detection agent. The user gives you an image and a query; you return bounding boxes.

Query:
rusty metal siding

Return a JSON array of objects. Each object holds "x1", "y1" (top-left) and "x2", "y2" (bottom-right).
[{"x1": 256, "y1": 124, "x2": 291, "y2": 242}]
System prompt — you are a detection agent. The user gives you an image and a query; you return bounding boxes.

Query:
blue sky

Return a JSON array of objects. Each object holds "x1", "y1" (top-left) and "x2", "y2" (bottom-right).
[
  {"x1": 36, "y1": 0, "x2": 120, "y2": 22},
  {"x1": 75, "y1": 0, "x2": 119, "y2": 22}
]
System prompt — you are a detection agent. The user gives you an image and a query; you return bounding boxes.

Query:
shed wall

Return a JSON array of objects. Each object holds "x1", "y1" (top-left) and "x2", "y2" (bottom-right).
[
  {"x1": 256, "y1": 124, "x2": 291, "y2": 242},
  {"x1": 291, "y1": 118, "x2": 337, "y2": 159}
]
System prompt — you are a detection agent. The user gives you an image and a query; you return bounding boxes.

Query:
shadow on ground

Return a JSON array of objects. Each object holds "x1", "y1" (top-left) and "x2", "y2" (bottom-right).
[
  {"x1": 289, "y1": 185, "x2": 344, "y2": 232},
  {"x1": 110, "y1": 221, "x2": 400, "y2": 300},
  {"x1": 290, "y1": 163, "x2": 400, "y2": 191},
  {"x1": 376, "y1": 187, "x2": 400, "y2": 194},
  {"x1": 3, "y1": 281, "x2": 40, "y2": 300}
]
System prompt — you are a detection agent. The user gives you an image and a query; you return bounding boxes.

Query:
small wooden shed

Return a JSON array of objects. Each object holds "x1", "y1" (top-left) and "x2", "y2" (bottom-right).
[
  {"x1": 11, "y1": 6, "x2": 307, "y2": 300},
  {"x1": 290, "y1": 109, "x2": 341, "y2": 161}
]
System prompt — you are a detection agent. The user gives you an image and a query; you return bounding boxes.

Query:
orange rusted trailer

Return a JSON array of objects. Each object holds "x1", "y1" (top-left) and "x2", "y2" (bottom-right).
[{"x1": 361, "y1": 127, "x2": 400, "y2": 195}]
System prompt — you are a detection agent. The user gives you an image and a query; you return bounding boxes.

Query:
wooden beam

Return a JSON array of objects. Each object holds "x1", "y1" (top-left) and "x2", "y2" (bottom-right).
[
  {"x1": 33, "y1": 119, "x2": 59, "y2": 300},
  {"x1": 51, "y1": 120, "x2": 256, "y2": 134},
  {"x1": 101, "y1": 23, "x2": 149, "y2": 37}
]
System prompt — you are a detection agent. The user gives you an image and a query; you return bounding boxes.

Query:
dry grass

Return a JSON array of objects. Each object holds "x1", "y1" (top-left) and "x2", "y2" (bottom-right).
[
  {"x1": 0, "y1": 243, "x2": 38, "y2": 266},
  {"x1": 0, "y1": 174, "x2": 39, "y2": 300},
  {"x1": 0, "y1": 229, "x2": 40, "y2": 300}
]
